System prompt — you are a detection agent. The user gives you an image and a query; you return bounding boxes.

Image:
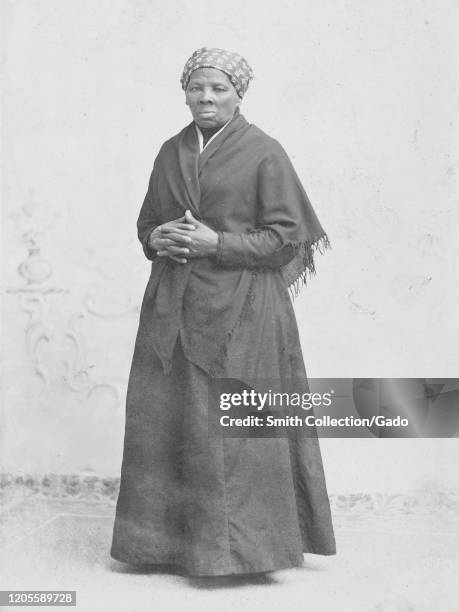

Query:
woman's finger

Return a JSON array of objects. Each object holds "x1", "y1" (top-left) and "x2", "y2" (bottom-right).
[
  {"x1": 160, "y1": 223, "x2": 196, "y2": 233},
  {"x1": 159, "y1": 238, "x2": 180, "y2": 247},
  {"x1": 169, "y1": 255, "x2": 187, "y2": 264},
  {"x1": 165, "y1": 245, "x2": 190, "y2": 255},
  {"x1": 160, "y1": 232, "x2": 192, "y2": 244},
  {"x1": 154, "y1": 239, "x2": 173, "y2": 249}
]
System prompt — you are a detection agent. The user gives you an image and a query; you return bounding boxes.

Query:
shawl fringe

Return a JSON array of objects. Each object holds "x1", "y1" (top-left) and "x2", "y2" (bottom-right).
[{"x1": 285, "y1": 233, "x2": 332, "y2": 300}]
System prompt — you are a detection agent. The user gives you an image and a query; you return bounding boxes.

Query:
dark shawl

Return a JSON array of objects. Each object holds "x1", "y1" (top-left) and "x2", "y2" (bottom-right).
[{"x1": 136, "y1": 110, "x2": 330, "y2": 375}]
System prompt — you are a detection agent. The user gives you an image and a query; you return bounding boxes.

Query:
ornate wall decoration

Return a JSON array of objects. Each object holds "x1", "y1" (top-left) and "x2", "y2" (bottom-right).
[{"x1": 6, "y1": 201, "x2": 132, "y2": 409}]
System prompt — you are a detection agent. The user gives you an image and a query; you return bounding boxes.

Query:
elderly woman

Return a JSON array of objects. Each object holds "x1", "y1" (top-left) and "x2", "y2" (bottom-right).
[{"x1": 111, "y1": 47, "x2": 336, "y2": 577}]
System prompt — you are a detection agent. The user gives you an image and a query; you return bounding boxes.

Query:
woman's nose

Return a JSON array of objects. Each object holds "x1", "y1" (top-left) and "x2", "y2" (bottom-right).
[{"x1": 199, "y1": 89, "x2": 214, "y2": 104}]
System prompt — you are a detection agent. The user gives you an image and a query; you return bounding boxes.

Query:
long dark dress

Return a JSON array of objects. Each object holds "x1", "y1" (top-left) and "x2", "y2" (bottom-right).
[{"x1": 110, "y1": 111, "x2": 336, "y2": 576}]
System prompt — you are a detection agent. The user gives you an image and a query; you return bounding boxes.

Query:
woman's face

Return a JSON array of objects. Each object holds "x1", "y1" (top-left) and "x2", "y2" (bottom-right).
[{"x1": 185, "y1": 67, "x2": 241, "y2": 128}]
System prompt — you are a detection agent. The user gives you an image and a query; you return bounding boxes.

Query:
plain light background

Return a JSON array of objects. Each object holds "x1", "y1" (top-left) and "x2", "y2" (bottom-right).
[{"x1": 1, "y1": 0, "x2": 458, "y2": 493}]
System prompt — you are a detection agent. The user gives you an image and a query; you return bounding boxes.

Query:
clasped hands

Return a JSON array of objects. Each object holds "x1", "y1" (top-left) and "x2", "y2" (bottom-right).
[{"x1": 148, "y1": 210, "x2": 218, "y2": 264}]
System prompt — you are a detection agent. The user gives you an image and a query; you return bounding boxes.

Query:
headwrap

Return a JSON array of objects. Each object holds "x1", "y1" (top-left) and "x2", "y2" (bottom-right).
[{"x1": 180, "y1": 47, "x2": 254, "y2": 99}]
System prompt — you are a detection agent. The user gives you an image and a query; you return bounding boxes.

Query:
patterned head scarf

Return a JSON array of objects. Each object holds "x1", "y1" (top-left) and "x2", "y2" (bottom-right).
[{"x1": 180, "y1": 47, "x2": 254, "y2": 99}]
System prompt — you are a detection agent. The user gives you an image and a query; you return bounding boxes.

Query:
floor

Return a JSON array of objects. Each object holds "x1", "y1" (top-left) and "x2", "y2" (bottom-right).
[{"x1": 0, "y1": 494, "x2": 458, "y2": 612}]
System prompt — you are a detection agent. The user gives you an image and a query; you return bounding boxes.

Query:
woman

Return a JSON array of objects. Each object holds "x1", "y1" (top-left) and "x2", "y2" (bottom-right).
[{"x1": 110, "y1": 47, "x2": 336, "y2": 577}]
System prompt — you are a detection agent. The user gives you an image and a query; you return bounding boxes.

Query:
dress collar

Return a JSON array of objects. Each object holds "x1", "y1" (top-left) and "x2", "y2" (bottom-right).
[{"x1": 194, "y1": 118, "x2": 232, "y2": 153}]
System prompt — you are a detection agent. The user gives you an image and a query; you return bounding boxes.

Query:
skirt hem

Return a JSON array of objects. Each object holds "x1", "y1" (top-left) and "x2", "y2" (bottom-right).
[{"x1": 110, "y1": 548, "x2": 307, "y2": 577}]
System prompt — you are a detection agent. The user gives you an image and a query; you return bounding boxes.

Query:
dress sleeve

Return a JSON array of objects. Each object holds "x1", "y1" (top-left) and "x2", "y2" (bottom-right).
[
  {"x1": 215, "y1": 229, "x2": 295, "y2": 269},
  {"x1": 137, "y1": 163, "x2": 160, "y2": 261}
]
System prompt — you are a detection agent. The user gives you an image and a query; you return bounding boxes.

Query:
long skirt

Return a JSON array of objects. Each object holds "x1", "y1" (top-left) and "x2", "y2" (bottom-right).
[{"x1": 110, "y1": 337, "x2": 336, "y2": 576}]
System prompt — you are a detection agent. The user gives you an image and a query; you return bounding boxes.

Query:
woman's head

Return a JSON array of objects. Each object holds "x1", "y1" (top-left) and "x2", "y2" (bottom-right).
[{"x1": 181, "y1": 47, "x2": 253, "y2": 128}]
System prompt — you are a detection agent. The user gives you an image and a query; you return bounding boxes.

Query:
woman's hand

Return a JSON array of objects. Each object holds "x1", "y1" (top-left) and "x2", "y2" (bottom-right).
[
  {"x1": 182, "y1": 210, "x2": 218, "y2": 258},
  {"x1": 148, "y1": 211, "x2": 218, "y2": 263},
  {"x1": 148, "y1": 215, "x2": 196, "y2": 264}
]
